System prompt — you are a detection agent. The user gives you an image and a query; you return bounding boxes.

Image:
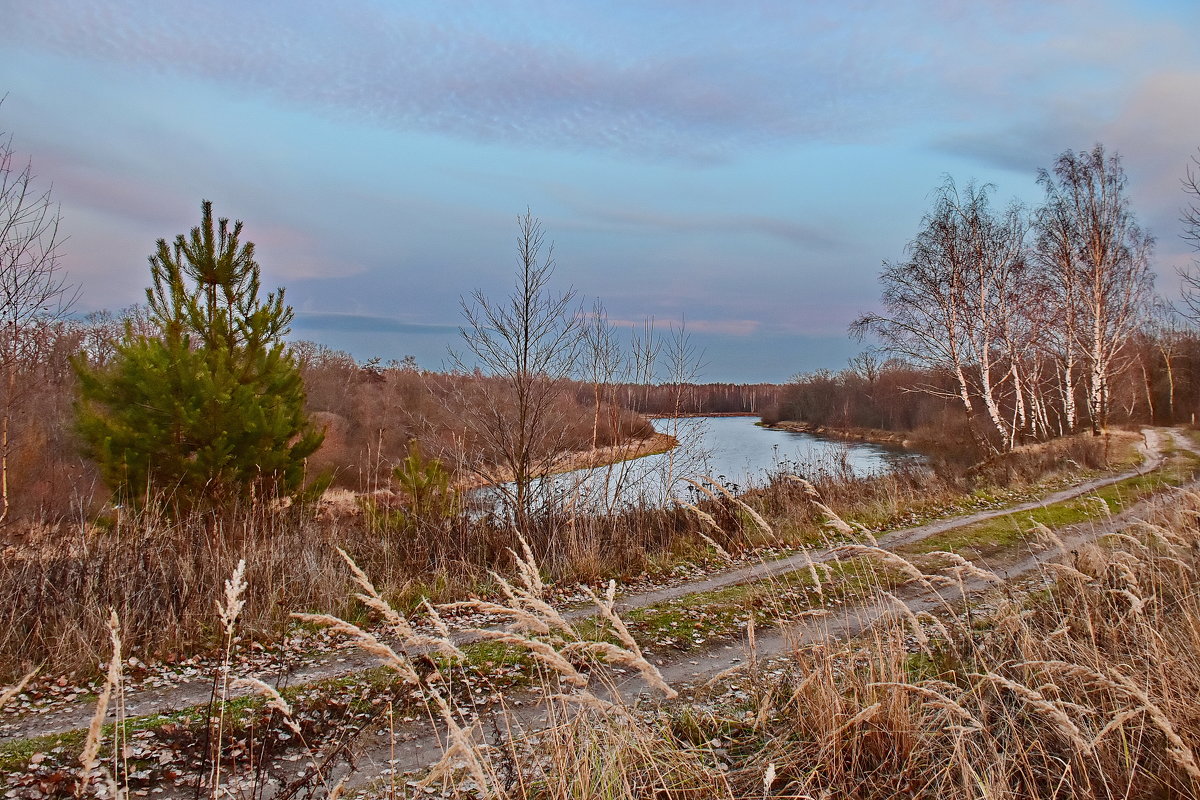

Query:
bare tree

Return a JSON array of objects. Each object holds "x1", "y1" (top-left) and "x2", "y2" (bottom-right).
[
  {"x1": 657, "y1": 318, "x2": 706, "y2": 489},
  {"x1": 1144, "y1": 298, "x2": 1186, "y2": 422},
  {"x1": 1038, "y1": 145, "x2": 1154, "y2": 435},
  {"x1": 0, "y1": 113, "x2": 75, "y2": 521},
  {"x1": 1033, "y1": 187, "x2": 1084, "y2": 433},
  {"x1": 849, "y1": 351, "x2": 882, "y2": 385},
  {"x1": 960, "y1": 185, "x2": 1029, "y2": 447},
  {"x1": 1180, "y1": 148, "x2": 1200, "y2": 319},
  {"x1": 453, "y1": 210, "x2": 581, "y2": 535},
  {"x1": 581, "y1": 298, "x2": 621, "y2": 451},
  {"x1": 852, "y1": 179, "x2": 1022, "y2": 452}
]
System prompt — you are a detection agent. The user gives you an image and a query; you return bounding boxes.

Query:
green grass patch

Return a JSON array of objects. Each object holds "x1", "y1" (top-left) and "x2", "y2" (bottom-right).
[
  {"x1": 899, "y1": 449, "x2": 1200, "y2": 559},
  {"x1": 619, "y1": 557, "x2": 907, "y2": 651}
]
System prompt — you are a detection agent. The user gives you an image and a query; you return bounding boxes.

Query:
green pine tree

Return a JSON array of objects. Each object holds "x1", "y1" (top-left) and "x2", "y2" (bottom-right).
[{"x1": 74, "y1": 201, "x2": 324, "y2": 513}]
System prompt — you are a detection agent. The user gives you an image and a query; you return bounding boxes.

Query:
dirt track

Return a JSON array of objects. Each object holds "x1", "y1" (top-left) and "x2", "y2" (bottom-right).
[
  {"x1": 2, "y1": 428, "x2": 1187, "y2": 796},
  {"x1": 342, "y1": 427, "x2": 1187, "y2": 785},
  {"x1": 0, "y1": 430, "x2": 1167, "y2": 745}
]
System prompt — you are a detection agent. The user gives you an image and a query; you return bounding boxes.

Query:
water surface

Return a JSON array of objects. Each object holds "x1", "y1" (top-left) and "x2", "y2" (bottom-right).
[
  {"x1": 652, "y1": 416, "x2": 920, "y2": 491},
  {"x1": 475, "y1": 415, "x2": 922, "y2": 512}
]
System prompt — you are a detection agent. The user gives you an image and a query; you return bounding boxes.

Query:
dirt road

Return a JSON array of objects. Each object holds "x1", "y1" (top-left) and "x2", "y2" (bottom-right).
[
  {"x1": 0, "y1": 430, "x2": 1168, "y2": 745},
  {"x1": 2, "y1": 428, "x2": 1187, "y2": 797}
]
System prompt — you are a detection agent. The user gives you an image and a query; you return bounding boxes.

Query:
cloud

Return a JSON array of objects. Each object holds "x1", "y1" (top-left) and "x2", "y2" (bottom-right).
[
  {"x1": 249, "y1": 223, "x2": 369, "y2": 282},
  {"x1": 682, "y1": 319, "x2": 762, "y2": 336},
  {"x1": 3, "y1": 0, "x2": 1120, "y2": 161},
  {"x1": 933, "y1": 66, "x2": 1200, "y2": 276},
  {"x1": 557, "y1": 201, "x2": 842, "y2": 249},
  {"x1": 604, "y1": 317, "x2": 761, "y2": 336},
  {"x1": 30, "y1": 149, "x2": 188, "y2": 231},
  {"x1": 292, "y1": 311, "x2": 461, "y2": 335}
]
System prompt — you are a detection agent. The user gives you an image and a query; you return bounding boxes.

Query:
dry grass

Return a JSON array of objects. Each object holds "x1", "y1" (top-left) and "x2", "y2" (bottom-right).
[
  {"x1": 22, "y1": 476, "x2": 1200, "y2": 799},
  {"x1": 0, "y1": 502, "x2": 506, "y2": 681},
  {"x1": 0, "y1": 432, "x2": 1137, "y2": 683},
  {"x1": 418, "y1": 485, "x2": 1200, "y2": 800}
]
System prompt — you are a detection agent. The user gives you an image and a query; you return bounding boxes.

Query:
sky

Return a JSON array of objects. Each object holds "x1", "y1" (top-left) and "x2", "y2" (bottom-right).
[{"x1": 2, "y1": 0, "x2": 1198, "y2": 382}]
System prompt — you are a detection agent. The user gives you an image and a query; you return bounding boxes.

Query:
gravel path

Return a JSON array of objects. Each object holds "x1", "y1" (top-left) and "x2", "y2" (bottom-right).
[
  {"x1": 339, "y1": 427, "x2": 1188, "y2": 790},
  {"x1": 0, "y1": 428, "x2": 1170, "y2": 750}
]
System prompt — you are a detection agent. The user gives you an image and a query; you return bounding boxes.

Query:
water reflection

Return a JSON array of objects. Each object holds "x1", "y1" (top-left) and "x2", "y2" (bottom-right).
[{"x1": 472, "y1": 415, "x2": 923, "y2": 514}]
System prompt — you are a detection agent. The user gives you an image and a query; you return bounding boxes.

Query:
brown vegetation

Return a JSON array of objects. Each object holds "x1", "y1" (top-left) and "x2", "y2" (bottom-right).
[
  {"x1": 26, "y1": 471, "x2": 1200, "y2": 799},
  {"x1": 294, "y1": 342, "x2": 657, "y2": 491},
  {"x1": 0, "y1": 428, "x2": 1118, "y2": 683},
  {"x1": 501, "y1": 486, "x2": 1200, "y2": 799}
]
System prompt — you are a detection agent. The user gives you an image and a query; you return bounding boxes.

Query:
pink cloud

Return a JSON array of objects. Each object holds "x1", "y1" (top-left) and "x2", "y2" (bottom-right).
[{"x1": 604, "y1": 317, "x2": 761, "y2": 336}]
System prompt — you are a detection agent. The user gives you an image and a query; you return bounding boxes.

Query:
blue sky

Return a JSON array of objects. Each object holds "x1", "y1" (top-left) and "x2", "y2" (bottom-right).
[{"x1": 2, "y1": 0, "x2": 1198, "y2": 381}]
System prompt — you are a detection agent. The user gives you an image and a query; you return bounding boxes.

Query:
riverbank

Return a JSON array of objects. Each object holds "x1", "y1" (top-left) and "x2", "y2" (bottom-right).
[
  {"x1": 452, "y1": 431, "x2": 680, "y2": 491},
  {"x1": 647, "y1": 412, "x2": 759, "y2": 419},
  {"x1": 763, "y1": 419, "x2": 919, "y2": 448}
]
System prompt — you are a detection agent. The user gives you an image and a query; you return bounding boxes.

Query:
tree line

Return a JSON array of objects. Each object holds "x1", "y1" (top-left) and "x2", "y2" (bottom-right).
[
  {"x1": 7, "y1": 105, "x2": 1200, "y2": 529},
  {"x1": 848, "y1": 144, "x2": 1184, "y2": 454}
]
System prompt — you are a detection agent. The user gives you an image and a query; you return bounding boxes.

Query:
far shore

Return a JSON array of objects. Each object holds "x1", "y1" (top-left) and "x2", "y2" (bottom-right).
[
  {"x1": 763, "y1": 420, "x2": 918, "y2": 448},
  {"x1": 452, "y1": 431, "x2": 680, "y2": 492},
  {"x1": 319, "y1": 433, "x2": 680, "y2": 514},
  {"x1": 646, "y1": 412, "x2": 760, "y2": 419}
]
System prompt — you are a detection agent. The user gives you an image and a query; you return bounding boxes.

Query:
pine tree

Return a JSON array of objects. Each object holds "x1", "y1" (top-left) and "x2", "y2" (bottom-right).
[{"x1": 74, "y1": 201, "x2": 323, "y2": 512}]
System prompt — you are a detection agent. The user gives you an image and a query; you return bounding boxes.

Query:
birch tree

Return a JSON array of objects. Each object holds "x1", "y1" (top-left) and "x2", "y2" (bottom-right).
[
  {"x1": 853, "y1": 179, "x2": 1024, "y2": 452},
  {"x1": 1037, "y1": 146, "x2": 1153, "y2": 434},
  {"x1": 1181, "y1": 148, "x2": 1200, "y2": 320},
  {"x1": 1033, "y1": 188, "x2": 1084, "y2": 433}
]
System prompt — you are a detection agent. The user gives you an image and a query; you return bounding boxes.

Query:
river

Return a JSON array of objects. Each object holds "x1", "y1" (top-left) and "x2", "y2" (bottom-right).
[
  {"x1": 474, "y1": 415, "x2": 921, "y2": 512},
  {"x1": 650, "y1": 415, "x2": 920, "y2": 491}
]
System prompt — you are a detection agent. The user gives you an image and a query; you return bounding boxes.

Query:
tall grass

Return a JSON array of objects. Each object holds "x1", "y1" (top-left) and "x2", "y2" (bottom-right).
[
  {"x1": 19, "y1": 469, "x2": 1200, "y2": 798},
  {"x1": 0, "y1": 433, "x2": 1122, "y2": 682},
  {"x1": 387, "y1": 487, "x2": 1200, "y2": 800}
]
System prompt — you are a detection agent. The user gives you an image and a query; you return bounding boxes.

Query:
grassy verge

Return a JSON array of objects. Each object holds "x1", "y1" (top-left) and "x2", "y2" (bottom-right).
[
  {"x1": 0, "y1": 640, "x2": 538, "y2": 787},
  {"x1": 898, "y1": 445, "x2": 1200, "y2": 560},
  {"x1": 414, "y1": 482, "x2": 1200, "y2": 800},
  {"x1": 615, "y1": 558, "x2": 907, "y2": 653}
]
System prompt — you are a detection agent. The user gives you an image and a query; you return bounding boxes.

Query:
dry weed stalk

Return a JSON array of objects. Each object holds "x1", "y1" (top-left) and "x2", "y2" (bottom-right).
[
  {"x1": 880, "y1": 591, "x2": 931, "y2": 655},
  {"x1": 675, "y1": 499, "x2": 721, "y2": 534},
  {"x1": 786, "y1": 475, "x2": 822, "y2": 499},
  {"x1": 208, "y1": 559, "x2": 249, "y2": 797},
  {"x1": 441, "y1": 599, "x2": 556, "y2": 636},
  {"x1": 1029, "y1": 520, "x2": 1068, "y2": 552},
  {"x1": 217, "y1": 558, "x2": 247, "y2": 636},
  {"x1": 418, "y1": 694, "x2": 498, "y2": 797},
  {"x1": 79, "y1": 610, "x2": 122, "y2": 793},
  {"x1": 834, "y1": 544, "x2": 952, "y2": 593},
  {"x1": 705, "y1": 475, "x2": 778, "y2": 542},
  {"x1": 336, "y1": 546, "x2": 464, "y2": 660},
  {"x1": 925, "y1": 550, "x2": 1001, "y2": 583},
  {"x1": 869, "y1": 681, "x2": 984, "y2": 729},
  {"x1": 0, "y1": 668, "x2": 36, "y2": 710},
  {"x1": 976, "y1": 672, "x2": 1090, "y2": 751},
  {"x1": 290, "y1": 613, "x2": 421, "y2": 684},
  {"x1": 682, "y1": 477, "x2": 722, "y2": 504},
  {"x1": 471, "y1": 629, "x2": 589, "y2": 687},
  {"x1": 1106, "y1": 668, "x2": 1200, "y2": 781},
  {"x1": 697, "y1": 530, "x2": 735, "y2": 563},
  {"x1": 579, "y1": 580, "x2": 677, "y2": 699},
  {"x1": 786, "y1": 474, "x2": 857, "y2": 536},
  {"x1": 230, "y1": 677, "x2": 302, "y2": 734},
  {"x1": 675, "y1": 499, "x2": 735, "y2": 562}
]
